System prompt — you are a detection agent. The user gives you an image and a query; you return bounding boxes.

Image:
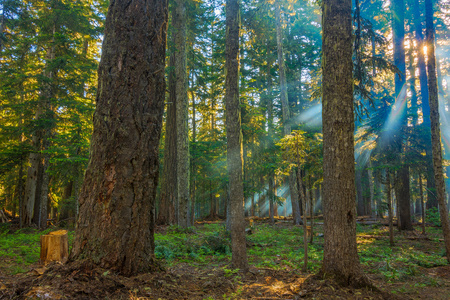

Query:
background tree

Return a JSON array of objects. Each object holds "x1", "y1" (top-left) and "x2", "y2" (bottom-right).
[
  {"x1": 225, "y1": 0, "x2": 248, "y2": 271},
  {"x1": 424, "y1": 0, "x2": 450, "y2": 261}
]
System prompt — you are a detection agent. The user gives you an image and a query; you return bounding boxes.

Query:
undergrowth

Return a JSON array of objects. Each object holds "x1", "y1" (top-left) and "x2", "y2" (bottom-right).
[
  {"x1": 0, "y1": 223, "x2": 74, "y2": 275},
  {"x1": 1, "y1": 219, "x2": 448, "y2": 292}
]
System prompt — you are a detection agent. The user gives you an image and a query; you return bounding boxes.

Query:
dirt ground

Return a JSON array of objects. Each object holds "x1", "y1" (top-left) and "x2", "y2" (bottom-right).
[{"x1": 1, "y1": 257, "x2": 450, "y2": 299}]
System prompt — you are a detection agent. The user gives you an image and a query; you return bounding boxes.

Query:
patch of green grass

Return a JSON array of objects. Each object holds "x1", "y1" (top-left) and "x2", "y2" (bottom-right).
[
  {"x1": 154, "y1": 223, "x2": 231, "y2": 265},
  {"x1": 0, "y1": 224, "x2": 74, "y2": 275}
]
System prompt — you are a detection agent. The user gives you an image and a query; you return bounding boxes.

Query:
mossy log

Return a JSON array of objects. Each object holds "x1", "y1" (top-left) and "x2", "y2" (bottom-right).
[{"x1": 40, "y1": 230, "x2": 68, "y2": 265}]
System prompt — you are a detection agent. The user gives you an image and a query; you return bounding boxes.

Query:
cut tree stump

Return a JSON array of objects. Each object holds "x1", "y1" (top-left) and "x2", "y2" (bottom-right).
[{"x1": 40, "y1": 230, "x2": 69, "y2": 265}]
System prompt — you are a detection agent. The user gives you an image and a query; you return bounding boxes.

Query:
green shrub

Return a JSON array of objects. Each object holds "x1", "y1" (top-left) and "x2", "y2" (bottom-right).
[
  {"x1": 426, "y1": 207, "x2": 442, "y2": 226},
  {"x1": 204, "y1": 229, "x2": 230, "y2": 254}
]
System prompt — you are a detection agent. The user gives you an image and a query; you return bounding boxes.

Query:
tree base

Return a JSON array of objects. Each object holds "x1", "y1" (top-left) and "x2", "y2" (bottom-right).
[{"x1": 314, "y1": 269, "x2": 375, "y2": 289}]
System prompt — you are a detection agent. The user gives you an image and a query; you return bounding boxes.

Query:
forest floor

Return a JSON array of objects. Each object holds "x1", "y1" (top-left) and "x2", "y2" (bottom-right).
[{"x1": 1, "y1": 217, "x2": 450, "y2": 299}]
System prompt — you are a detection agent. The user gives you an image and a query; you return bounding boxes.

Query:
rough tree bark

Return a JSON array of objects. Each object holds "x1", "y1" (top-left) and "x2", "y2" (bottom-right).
[
  {"x1": 320, "y1": 0, "x2": 370, "y2": 287},
  {"x1": 413, "y1": 0, "x2": 436, "y2": 208},
  {"x1": 70, "y1": 0, "x2": 168, "y2": 276},
  {"x1": 392, "y1": 0, "x2": 413, "y2": 231},
  {"x1": 275, "y1": 0, "x2": 301, "y2": 225},
  {"x1": 174, "y1": 0, "x2": 190, "y2": 228},
  {"x1": 425, "y1": 0, "x2": 450, "y2": 261},
  {"x1": 225, "y1": 0, "x2": 248, "y2": 271}
]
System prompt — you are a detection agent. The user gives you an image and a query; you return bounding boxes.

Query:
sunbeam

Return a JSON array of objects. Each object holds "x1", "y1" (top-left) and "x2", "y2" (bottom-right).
[
  {"x1": 296, "y1": 103, "x2": 322, "y2": 127},
  {"x1": 383, "y1": 84, "x2": 408, "y2": 135}
]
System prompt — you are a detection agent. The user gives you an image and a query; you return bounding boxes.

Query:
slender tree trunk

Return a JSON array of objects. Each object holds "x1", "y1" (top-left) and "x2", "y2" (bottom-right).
[
  {"x1": 251, "y1": 193, "x2": 255, "y2": 217},
  {"x1": 408, "y1": 45, "x2": 419, "y2": 125},
  {"x1": 425, "y1": 0, "x2": 450, "y2": 261},
  {"x1": 392, "y1": 0, "x2": 413, "y2": 230},
  {"x1": 367, "y1": 163, "x2": 375, "y2": 217},
  {"x1": 157, "y1": 56, "x2": 177, "y2": 226},
  {"x1": 225, "y1": 0, "x2": 248, "y2": 272},
  {"x1": 0, "y1": 5, "x2": 5, "y2": 53},
  {"x1": 266, "y1": 47, "x2": 276, "y2": 223},
  {"x1": 39, "y1": 27, "x2": 57, "y2": 230},
  {"x1": 320, "y1": 0, "x2": 369, "y2": 287},
  {"x1": 295, "y1": 135, "x2": 308, "y2": 272},
  {"x1": 386, "y1": 170, "x2": 394, "y2": 246},
  {"x1": 18, "y1": 159, "x2": 24, "y2": 228},
  {"x1": 419, "y1": 174, "x2": 426, "y2": 234},
  {"x1": 190, "y1": 84, "x2": 196, "y2": 225},
  {"x1": 309, "y1": 176, "x2": 314, "y2": 244},
  {"x1": 397, "y1": 166, "x2": 413, "y2": 230},
  {"x1": 275, "y1": 0, "x2": 301, "y2": 225},
  {"x1": 413, "y1": 0, "x2": 436, "y2": 208},
  {"x1": 269, "y1": 176, "x2": 274, "y2": 224},
  {"x1": 174, "y1": 0, "x2": 190, "y2": 228},
  {"x1": 415, "y1": 174, "x2": 422, "y2": 215},
  {"x1": 70, "y1": 0, "x2": 168, "y2": 275},
  {"x1": 356, "y1": 169, "x2": 364, "y2": 216}
]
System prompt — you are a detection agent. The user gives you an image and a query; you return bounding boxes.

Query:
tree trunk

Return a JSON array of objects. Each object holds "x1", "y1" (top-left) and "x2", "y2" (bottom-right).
[
  {"x1": 269, "y1": 176, "x2": 274, "y2": 224},
  {"x1": 413, "y1": 0, "x2": 436, "y2": 208},
  {"x1": 295, "y1": 134, "x2": 308, "y2": 272},
  {"x1": 18, "y1": 161, "x2": 24, "y2": 228},
  {"x1": 425, "y1": 0, "x2": 450, "y2": 262},
  {"x1": 157, "y1": 56, "x2": 177, "y2": 226},
  {"x1": 0, "y1": 5, "x2": 4, "y2": 52},
  {"x1": 23, "y1": 139, "x2": 41, "y2": 226},
  {"x1": 386, "y1": 170, "x2": 394, "y2": 246},
  {"x1": 275, "y1": 0, "x2": 301, "y2": 225},
  {"x1": 70, "y1": 0, "x2": 168, "y2": 276},
  {"x1": 392, "y1": 0, "x2": 412, "y2": 231},
  {"x1": 356, "y1": 169, "x2": 364, "y2": 216},
  {"x1": 225, "y1": 0, "x2": 248, "y2": 272},
  {"x1": 39, "y1": 30, "x2": 57, "y2": 230},
  {"x1": 190, "y1": 83, "x2": 197, "y2": 225},
  {"x1": 320, "y1": 0, "x2": 369, "y2": 287},
  {"x1": 309, "y1": 176, "x2": 314, "y2": 244},
  {"x1": 397, "y1": 166, "x2": 413, "y2": 230},
  {"x1": 174, "y1": 0, "x2": 190, "y2": 228},
  {"x1": 419, "y1": 174, "x2": 426, "y2": 235},
  {"x1": 367, "y1": 162, "x2": 375, "y2": 217}
]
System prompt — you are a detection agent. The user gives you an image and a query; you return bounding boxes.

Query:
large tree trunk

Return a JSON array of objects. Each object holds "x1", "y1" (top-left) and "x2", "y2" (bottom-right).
[
  {"x1": 275, "y1": 0, "x2": 301, "y2": 225},
  {"x1": 70, "y1": 0, "x2": 168, "y2": 276},
  {"x1": 174, "y1": 0, "x2": 190, "y2": 228},
  {"x1": 225, "y1": 0, "x2": 248, "y2": 272},
  {"x1": 320, "y1": 0, "x2": 369, "y2": 287},
  {"x1": 425, "y1": 0, "x2": 450, "y2": 261}
]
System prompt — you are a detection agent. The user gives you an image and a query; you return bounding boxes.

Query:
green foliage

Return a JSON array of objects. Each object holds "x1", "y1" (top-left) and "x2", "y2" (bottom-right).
[
  {"x1": 0, "y1": 224, "x2": 74, "y2": 275},
  {"x1": 154, "y1": 224, "x2": 231, "y2": 263},
  {"x1": 426, "y1": 207, "x2": 442, "y2": 227}
]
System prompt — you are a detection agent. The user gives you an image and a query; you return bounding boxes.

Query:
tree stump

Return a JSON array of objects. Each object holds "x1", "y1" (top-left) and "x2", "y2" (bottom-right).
[{"x1": 40, "y1": 230, "x2": 69, "y2": 265}]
